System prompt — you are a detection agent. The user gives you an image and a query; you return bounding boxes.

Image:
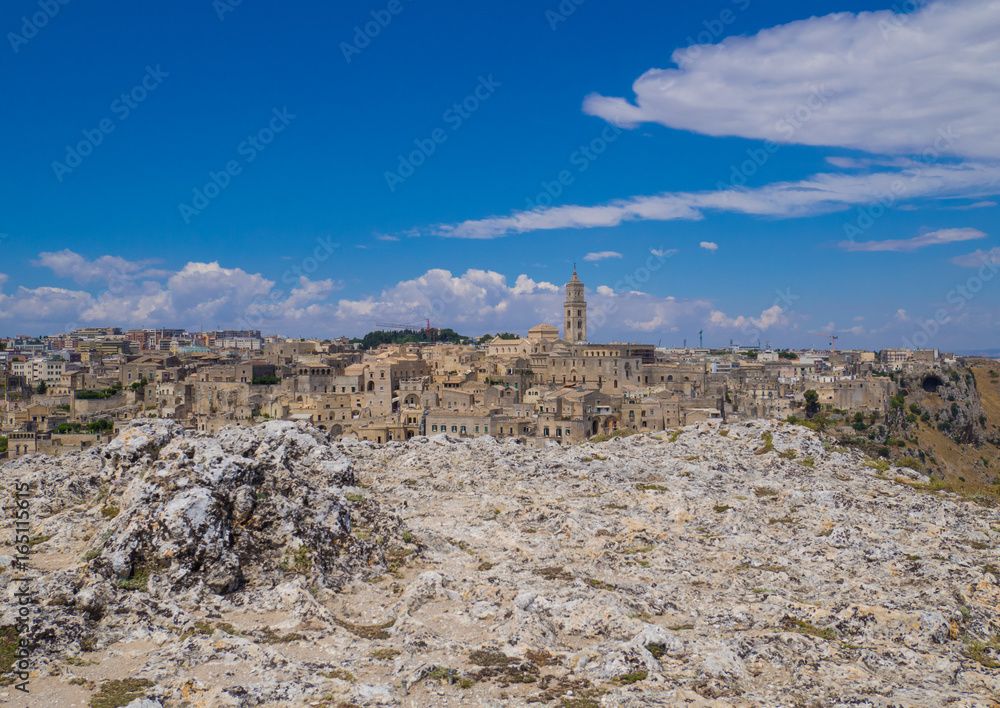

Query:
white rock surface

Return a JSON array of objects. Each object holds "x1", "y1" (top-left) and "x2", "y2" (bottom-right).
[{"x1": 2, "y1": 419, "x2": 998, "y2": 707}]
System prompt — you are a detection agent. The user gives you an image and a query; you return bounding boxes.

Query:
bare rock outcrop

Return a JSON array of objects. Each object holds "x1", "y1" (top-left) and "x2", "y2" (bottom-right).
[{"x1": 2, "y1": 420, "x2": 998, "y2": 708}]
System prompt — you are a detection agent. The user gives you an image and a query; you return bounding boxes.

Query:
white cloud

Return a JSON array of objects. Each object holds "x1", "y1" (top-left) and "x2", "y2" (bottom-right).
[
  {"x1": 839, "y1": 227, "x2": 987, "y2": 252},
  {"x1": 423, "y1": 162, "x2": 1000, "y2": 239},
  {"x1": 709, "y1": 305, "x2": 789, "y2": 331},
  {"x1": 650, "y1": 248, "x2": 678, "y2": 258},
  {"x1": 375, "y1": 234, "x2": 399, "y2": 242},
  {"x1": 584, "y1": 251, "x2": 623, "y2": 262},
  {"x1": 948, "y1": 200, "x2": 997, "y2": 210},
  {"x1": 700, "y1": 241, "x2": 719, "y2": 251},
  {"x1": 895, "y1": 308, "x2": 910, "y2": 322},
  {"x1": 511, "y1": 274, "x2": 559, "y2": 295},
  {"x1": 950, "y1": 246, "x2": 1000, "y2": 267},
  {"x1": 33, "y1": 249, "x2": 170, "y2": 285},
  {"x1": 583, "y1": 0, "x2": 1000, "y2": 159}
]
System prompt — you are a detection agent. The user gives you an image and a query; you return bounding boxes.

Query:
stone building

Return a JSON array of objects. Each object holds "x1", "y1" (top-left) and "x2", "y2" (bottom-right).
[{"x1": 564, "y1": 267, "x2": 587, "y2": 343}]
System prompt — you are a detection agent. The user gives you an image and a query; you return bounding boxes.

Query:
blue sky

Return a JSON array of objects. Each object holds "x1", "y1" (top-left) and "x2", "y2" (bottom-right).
[{"x1": 1, "y1": 0, "x2": 999, "y2": 350}]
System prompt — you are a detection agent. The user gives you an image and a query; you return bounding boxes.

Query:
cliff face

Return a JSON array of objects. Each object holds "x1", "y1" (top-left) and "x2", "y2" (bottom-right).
[
  {"x1": 848, "y1": 363, "x2": 1000, "y2": 495},
  {"x1": 3, "y1": 420, "x2": 999, "y2": 707}
]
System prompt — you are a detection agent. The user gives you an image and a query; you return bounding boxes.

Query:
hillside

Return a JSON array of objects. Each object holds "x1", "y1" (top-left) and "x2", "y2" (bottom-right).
[
  {"x1": 808, "y1": 360, "x2": 1000, "y2": 504},
  {"x1": 2, "y1": 420, "x2": 999, "y2": 707}
]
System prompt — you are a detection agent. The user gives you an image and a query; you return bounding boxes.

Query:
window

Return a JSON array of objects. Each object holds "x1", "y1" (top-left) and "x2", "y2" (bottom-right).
[
  {"x1": 451, "y1": 425, "x2": 457, "y2": 432},
  {"x1": 475, "y1": 426, "x2": 480, "y2": 432},
  {"x1": 556, "y1": 428, "x2": 562, "y2": 437},
  {"x1": 460, "y1": 426, "x2": 466, "y2": 434},
  {"x1": 432, "y1": 425, "x2": 438, "y2": 431},
  {"x1": 484, "y1": 426, "x2": 488, "y2": 433},
  {"x1": 544, "y1": 427, "x2": 550, "y2": 436}
]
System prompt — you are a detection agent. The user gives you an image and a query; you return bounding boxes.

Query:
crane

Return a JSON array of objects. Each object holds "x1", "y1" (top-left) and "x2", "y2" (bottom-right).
[{"x1": 813, "y1": 333, "x2": 839, "y2": 353}]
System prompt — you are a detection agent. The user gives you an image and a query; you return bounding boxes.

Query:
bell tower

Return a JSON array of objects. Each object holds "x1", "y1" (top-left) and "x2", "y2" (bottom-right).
[{"x1": 564, "y1": 265, "x2": 587, "y2": 343}]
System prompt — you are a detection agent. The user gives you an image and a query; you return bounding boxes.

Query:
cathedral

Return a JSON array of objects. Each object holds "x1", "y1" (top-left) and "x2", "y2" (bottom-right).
[{"x1": 563, "y1": 266, "x2": 587, "y2": 343}]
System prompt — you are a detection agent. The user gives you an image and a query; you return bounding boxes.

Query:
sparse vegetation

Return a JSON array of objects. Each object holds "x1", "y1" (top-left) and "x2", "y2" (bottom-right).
[
  {"x1": 320, "y1": 668, "x2": 356, "y2": 681},
  {"x1": 782, "y1": 618, "x2": 836, "y2": 640},
  {"x1": 590, "y1": 429, "x2": 637, "y2": 443},
  {"x1": 335, "y1": 617, "x2": 395, "y2": 640},
  {"x1": 754, "y1": 432, "x2": 775, "y2": 455},
  {"x1": 114, "y1": 567, "x2": 149, "y2": 591},
  {"x1": 89, "y1": 678, "x2": 153, "y2": 708},
  {"x1": 612, "y1": 670, "x2": 647, "y2": 685},
  {"x1": 369, "y1": 648, "x2": 401, "y2": 660},
  {"x1": 962, "y1": 633, "x2": 1000, "y2": 668}
]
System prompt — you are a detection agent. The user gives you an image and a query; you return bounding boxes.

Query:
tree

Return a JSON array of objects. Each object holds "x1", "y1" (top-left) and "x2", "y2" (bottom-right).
[
  {"x1": 0, "y1": 342, "x2": 6, "y2": 351},
  {"x1": 804, "y1": 389, "x2": 820, "y2": 418},
  {"x1": 35, "y1": 380, "x2": 48, "y2": 395}
]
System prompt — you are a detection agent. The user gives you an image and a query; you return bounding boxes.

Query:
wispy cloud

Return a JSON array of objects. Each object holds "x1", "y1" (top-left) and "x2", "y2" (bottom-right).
[
  {"x1": 839, "y1": 227, "x2": 987, "y2": 252},
  {"x1": 700, "y1": 241, "x2": 718, "y2": 252},
  {"x1": 650, "y1": 248, "x2": 677, "y2": 258},
  {"x1": 583, "y1": 0, "x2": 1000, "y2": 159},
  {"x1": 421, "y1": 163, "x2": 1000, "y2": 240},
  {"x1": 951, "y1": 247, "x2": 1000, "y2": 267},
  {"x1": 32, "y1": 249, "x2": 170, "y2": 285},
  {"x1": 948, "y1": 200, "x2": 997, "y2": 210},
  {"x1": 583, "y1": 251, "x2": 623, "y2": 261}
]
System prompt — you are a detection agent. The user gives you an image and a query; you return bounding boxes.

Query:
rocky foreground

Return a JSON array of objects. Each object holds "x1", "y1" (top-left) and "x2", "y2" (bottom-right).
[{"x1": 2, "y1": 419, "x2": 999, "y2": 707}]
